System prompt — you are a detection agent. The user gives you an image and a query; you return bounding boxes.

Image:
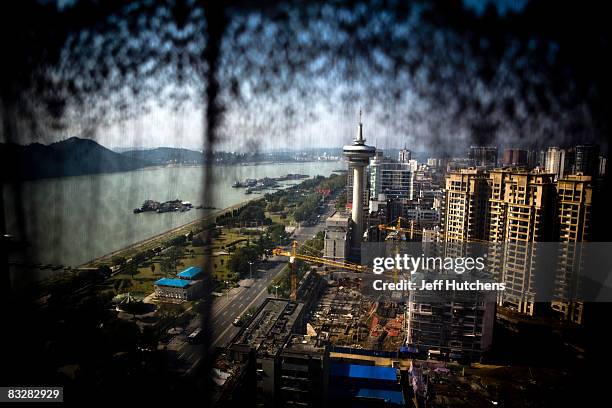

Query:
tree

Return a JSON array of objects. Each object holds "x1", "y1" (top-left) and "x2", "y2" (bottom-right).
[
  {"x1": 160, "y1": 258, "x2": 173, "y2": 277},
  {"x1": 166, "y1": 246, "x2": 185, "y2": 273},
  {"x1": 293, "y1": 193, "x2": 320, "y2": 222},
  {"x1": 150, "y1": 263, "x2": 156, "y2": 275},
  {"x1": 335, "y1": 191, "x2": 347, "y2": 211},
  {"x1": 124, "y1": 261, "x2": 138, "y2": 279},
  {"x1": 268, "y1": 224, "x2": 288, "y2": 245},
  {"x1": 239, "y1": 204, "x2": 266, "y2": 224},
  {"x1": 228, "y1": 246, "x2": 259, "y2": 277},
  {"x1": 111, "y1": 256, "x2": 126, "y2": 267}
]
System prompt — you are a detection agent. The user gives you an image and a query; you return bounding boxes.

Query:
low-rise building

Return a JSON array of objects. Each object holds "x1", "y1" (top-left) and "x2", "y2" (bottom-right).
[
  {"x1": 154, "y1": 277, "x2": 202, "y2": 300},
  {"x1": 177, "y1": 266, "x2": 203, "y2": 280},
  {"x1": 154, "y1": 266, "x2": 204, "y2": 300},
  {"x1": 324, "y1": 211, "x2": 351, "y2": 261},
  {"x1": 229, "y1": 298, "x2": 306, "y2": 407}
]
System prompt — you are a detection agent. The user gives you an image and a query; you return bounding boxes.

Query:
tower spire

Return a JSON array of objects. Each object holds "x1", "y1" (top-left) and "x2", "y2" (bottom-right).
[{"x1": 356, "y1": 109, "x2": 364, "y2": 143}]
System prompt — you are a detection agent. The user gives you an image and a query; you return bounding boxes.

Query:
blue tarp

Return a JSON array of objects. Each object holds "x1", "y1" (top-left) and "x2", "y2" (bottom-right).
[
  {"x1": 155, "y1": 278, "x2": 191, "y2": 288},
  {"x1": 330, "y1": 363, "x2": 398, "y2": 382},
  {"x1": 177, "y1": 266, "x2": 202, "y2": 279}
]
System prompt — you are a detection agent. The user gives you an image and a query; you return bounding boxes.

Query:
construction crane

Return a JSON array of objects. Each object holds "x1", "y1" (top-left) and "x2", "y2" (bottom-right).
[
  {"x1": 378, "y1": 217, "x2": 490, "y2": 243},
  {"x1": 378, "y1": 216, "x2": 417, "y2": 240},
  {"x1": 272, "y1": 240, "x2": 366, "y2": 300}
]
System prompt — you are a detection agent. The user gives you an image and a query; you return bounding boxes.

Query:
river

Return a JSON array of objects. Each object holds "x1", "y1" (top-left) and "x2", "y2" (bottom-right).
[{"x1": 3, "y1": 161, "x2": 343, "y2": 284}]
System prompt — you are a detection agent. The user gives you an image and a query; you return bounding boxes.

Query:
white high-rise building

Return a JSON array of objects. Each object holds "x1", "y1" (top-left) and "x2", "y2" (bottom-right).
[
  {"x1": 399, "y1": 148, "x2": 412, "y2": 163},
  {"x1": 545, "y1": 147, "x2": 568, "y2": 180},
  {"x1": 370, "y1": 154, "x2": 414, "y2": 200}
]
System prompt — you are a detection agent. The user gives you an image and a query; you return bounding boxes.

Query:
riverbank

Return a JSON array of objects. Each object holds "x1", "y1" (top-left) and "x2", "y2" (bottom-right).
[
  {"x1": 5, "y1": 161, "x2": 342, "y2": 287},
  {"x1": 80, "y1": 199, "x2": 256, "y2": 269}
]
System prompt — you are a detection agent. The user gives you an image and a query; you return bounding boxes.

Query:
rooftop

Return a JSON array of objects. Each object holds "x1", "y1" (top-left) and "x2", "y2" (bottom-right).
[
  {"x1": 326, "y1": 211, "x2": 351, "y2": 228},
  {"x1": 283, "y1": 334, "x2": 325, "y2": 354},
  {"x1": 330, "y1": 363, "x2": 399, "y2": 382},
  {"x1": 232, "y1": 298, "x2": 304, "y2": 358},
  {"x1": 155, "y1": 278, "x2": 192, "y2": 288},
  {"x1": 177, "y1": 266, "x2": 202, "y2": 279}
]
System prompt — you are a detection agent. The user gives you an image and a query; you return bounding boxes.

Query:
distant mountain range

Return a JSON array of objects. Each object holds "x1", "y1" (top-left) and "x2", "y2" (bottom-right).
[
  {"x1": 121, "y1": 147, "x2": 204, "y2": 166},
  {"x1": 0, "y1": 137, "x2": 321, "y2": 181},
  {"x1": 0, "y1": 137, "x2": 212, "y2": 181},
  {"x1": 0, "y1": 137, "x2": 152, "y2": 181}
]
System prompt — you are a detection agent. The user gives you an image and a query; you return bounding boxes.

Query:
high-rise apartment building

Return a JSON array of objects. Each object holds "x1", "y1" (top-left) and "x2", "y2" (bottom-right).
[
  {"x1": 544, "y1": 146, "x2": 577, "y2": 180},
  {"x1": 574, "y1": 144, "x2": 599, "y2": 176},
  {"x1": 407, "y1": 159, "x2": 418, "y2": 172},
  {"x1": 443, "y1": 169, "x2": 490, "y2": 242},
  {"x1": 427, "y1": 157, "x2": 448, "y2": 171},
  {"x1": 406, "y1": 169, "x2": 495, "y2": 362},
  {"x1": 527, "y1": 149, "x2": 539, "y2": 169},
  {"x1": 406, "y1": 281, "x2": 495, "y2": 362},
  {"x1": 544, "y1": 147, "x2": 567, "y2": 180},
  {"x1": 441, "y1": 164, "x2": 597, "y2": 320},
  {"x1": 468, "y1": 146, "x2": 498, "y2": 169},
  {"x1": 502, "y1": 148, "x2": 528, "y2": 167},
  {"x1": 487, "y1": 170, "x2": 556, "y2": 243},
  {"x1": 412, "y1": 169, "x2": 434, "y2": 201},
  {"x1": 598, "y1": 155, "x2": 607, "y2": 177},
  {"x1": 552, "y1": 174, "x2": 593, "y2": 324},
  {"x1": 487, "y1": 169, "x2": 556, "y2": 315}
]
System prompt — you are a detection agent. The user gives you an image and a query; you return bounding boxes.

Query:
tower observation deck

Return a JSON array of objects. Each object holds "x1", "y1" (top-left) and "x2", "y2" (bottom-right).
[{"x1": 343, "y1": 111, "x2": 376, "y2": 259}]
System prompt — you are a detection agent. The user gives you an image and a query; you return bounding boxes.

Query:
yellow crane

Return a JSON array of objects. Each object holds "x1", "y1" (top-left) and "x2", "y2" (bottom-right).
[
  {"x1": 378, "y1": 217, "x2": 490, "y2": 244},
  {"x1": 378, "y1": 216, "x2": 417, "y2": 240},
  {"x1": 272, "y1": 240, "x2": 366, "y2": 300}
]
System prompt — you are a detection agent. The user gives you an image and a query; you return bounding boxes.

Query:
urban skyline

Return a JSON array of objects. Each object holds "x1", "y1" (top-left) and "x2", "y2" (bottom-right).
[{"x1": 2, "y1": 0, "x2": 611, "y2": 406}]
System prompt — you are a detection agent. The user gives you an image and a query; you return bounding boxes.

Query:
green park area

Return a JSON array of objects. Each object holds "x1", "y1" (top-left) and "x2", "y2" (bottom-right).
[{"x1": 107, "y1": 227, "x2": 262, "y2": 295}]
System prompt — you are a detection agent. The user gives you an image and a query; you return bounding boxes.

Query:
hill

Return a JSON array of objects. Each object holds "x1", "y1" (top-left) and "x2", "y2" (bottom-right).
[
  {"x1": 121, "y1": 147, "x2": 204, "y2": 166},
  {"x1": 0, "y1": 137, "x2": 150, "y2": 181}
]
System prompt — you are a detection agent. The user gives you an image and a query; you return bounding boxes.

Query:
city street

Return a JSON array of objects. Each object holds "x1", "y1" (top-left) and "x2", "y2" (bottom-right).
[{"x1": 166, "y1": 202, "x2": 335, "y2": 375}]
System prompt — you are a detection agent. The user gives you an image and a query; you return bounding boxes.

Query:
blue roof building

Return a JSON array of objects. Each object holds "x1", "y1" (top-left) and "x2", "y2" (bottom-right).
[
  {"x1": 330, "y1": 363, "x2": 398, "y2": 381},
  {"x1": 177, "y1": 266, "x2": 203, "y2": 280},
  {"x1": 329, "y1": 363, "x2": 405, "y2": 407},
  {"x1": 154, "y1": 278, "x2": 192, "y2": 288},
  {"x1": 154, "y1": 276, "x2": 203, "y2": 301}
]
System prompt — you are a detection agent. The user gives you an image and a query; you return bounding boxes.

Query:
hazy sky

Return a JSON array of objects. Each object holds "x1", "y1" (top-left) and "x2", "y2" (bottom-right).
[
  {"x1": 93, "y1": 99, "x2": 428, "y2": 153},
  {"x1": 86, "y1": 0, "x2": 528, "y2": 154},
  {"x1": 3, "y1": 0, "x2": 607, "y2": 156}
]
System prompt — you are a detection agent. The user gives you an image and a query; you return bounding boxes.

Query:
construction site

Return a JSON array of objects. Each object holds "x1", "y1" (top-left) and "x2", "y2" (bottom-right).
[{"x1": 307, "y1": 276, "x2": 407, "y2": 351}]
